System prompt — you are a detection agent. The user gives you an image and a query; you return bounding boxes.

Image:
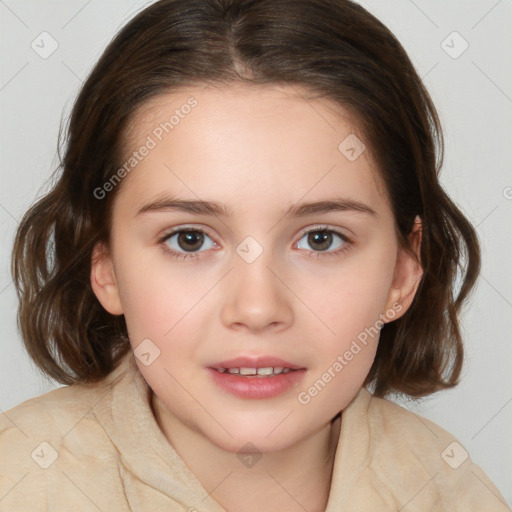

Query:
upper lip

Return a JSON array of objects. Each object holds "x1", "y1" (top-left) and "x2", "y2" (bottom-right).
[{"x1": 209, "y1": 356, "x2": 305, "y2": 370}]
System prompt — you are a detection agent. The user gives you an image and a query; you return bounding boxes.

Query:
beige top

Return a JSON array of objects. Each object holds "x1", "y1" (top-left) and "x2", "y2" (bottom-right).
[{"x1": 1, "y1": 351, "x2": 509, "y2": 511}]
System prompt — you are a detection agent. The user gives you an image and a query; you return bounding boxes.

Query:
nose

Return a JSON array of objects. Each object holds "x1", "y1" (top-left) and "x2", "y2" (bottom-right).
[{"x1": 220, "y1": 248, "x2": 294, "y2": 334}]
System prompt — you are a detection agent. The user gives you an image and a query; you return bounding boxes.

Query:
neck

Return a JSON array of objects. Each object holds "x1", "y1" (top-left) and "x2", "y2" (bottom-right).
[{"x1": 151, "y1": 393, "x2": 342, "y2": 512}]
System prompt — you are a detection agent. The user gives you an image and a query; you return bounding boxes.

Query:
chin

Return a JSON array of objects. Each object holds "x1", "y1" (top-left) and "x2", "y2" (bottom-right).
[
  {"x1": 192, "y1": 412, "x2": 309, "y2": 455},
  {"x1": 206, "y1": 429, "x2": 301, "y2": 455}
]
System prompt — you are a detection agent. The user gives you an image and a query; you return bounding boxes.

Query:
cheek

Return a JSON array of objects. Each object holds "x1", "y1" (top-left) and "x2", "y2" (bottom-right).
[
  {"x1": 114, "y1": 249, "x2": 219, "y2": 370},
  {"x1": 295, "y1": 239, "x2": 397, "y2": 344},
  {"x1": 291, "y1": 238, "x2": 396, "y2": 406},
  {"x1": 295, "y1": 264, "x2": 390, "y2": 413},
  {"x1": 113, "y1": 249, "x2": 190, "y2": 342}
]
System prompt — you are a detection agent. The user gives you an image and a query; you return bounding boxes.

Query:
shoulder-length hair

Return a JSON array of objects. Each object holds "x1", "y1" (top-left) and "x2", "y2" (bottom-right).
[{"x1": 11, "y1": 0, "x2": 480, "y2": 398}]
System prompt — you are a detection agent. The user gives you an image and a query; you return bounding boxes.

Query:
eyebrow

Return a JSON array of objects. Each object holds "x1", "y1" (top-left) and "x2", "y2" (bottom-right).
[{"x1": 136, "y1": 196, "x2": 378, "y2": 219}]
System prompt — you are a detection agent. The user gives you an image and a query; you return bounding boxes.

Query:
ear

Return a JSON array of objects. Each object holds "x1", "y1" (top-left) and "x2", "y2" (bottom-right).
[
  {"x1": 382, "y1": 216, "x2": 423, "y2": 322},
  {"x1": 90, "y1": 241, "x2": 124, "y2": 315}
]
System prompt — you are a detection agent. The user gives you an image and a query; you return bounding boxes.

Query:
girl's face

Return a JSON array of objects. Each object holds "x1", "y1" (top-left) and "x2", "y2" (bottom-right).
[{"x1": 92, "y1": 83, "x2": 421, "y2": 453}]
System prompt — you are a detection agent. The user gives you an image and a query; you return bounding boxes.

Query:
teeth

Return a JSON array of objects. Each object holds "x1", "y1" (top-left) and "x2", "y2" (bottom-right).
[
  {"x1": 215, "y1": 366, "x2": 295, "y2": 376},
  {"x1": 239, "y1": 367, "x2": 257, "y2": 375},
  {"x1": 256, "y1": 367, "x2": 273, "y2": 376}
]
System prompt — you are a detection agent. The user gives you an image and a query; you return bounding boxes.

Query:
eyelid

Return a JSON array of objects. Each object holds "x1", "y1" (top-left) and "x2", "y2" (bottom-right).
[
  {"x1": 300, "y1": 224, "x2": 351, "y2": 238},
  {"x1": 158, "y1": 224, "x2": 217, "y2": 243}
]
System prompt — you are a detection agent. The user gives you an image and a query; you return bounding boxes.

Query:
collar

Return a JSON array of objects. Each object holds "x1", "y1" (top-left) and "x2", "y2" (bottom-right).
[{"x1": 93, "y1": 350, "x2": 373, "y2": 511}]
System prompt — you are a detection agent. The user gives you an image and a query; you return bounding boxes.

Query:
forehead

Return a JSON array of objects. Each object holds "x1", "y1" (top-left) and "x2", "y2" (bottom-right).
[
  {"x1": 116, "y1": 83, "x2": 389, "y2": 214},
  {"x1": 124, "y1": 82, "x2": 358, "y2": 149}
]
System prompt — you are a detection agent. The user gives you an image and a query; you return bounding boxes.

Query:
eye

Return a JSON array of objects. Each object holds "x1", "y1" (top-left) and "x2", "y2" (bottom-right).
[
  {"x1": 159, "y1": 227, "x2": 217, "y2": 261},
  {"x1": 295, "y1": 226, "x2": 351, "y2": 258},
  {"x1": 158, "y1": 225, "x2": 352, "y2": 262}
]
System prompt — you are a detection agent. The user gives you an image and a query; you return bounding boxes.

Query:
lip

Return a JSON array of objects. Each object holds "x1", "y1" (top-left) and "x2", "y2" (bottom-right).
[{"x1": 207, "y1": 356, "x2": 306, "y2": 399}]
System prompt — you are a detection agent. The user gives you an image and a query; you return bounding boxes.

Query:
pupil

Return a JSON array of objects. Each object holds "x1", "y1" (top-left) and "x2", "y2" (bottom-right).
[
  {"x1": 309, "y1": 231, "x2": 331, "y2": 251},
  {"x1": 178, "y1": 231, "x2": 203, "y2": 252},
  {"x1": 175, "y1": 230, "x2": 332, "y2": 253}
]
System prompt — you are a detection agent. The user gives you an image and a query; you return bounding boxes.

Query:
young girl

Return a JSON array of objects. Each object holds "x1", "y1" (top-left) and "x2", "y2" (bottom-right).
[{"x1": 1, "y1": 0, "x2": 509, "y2": 510}]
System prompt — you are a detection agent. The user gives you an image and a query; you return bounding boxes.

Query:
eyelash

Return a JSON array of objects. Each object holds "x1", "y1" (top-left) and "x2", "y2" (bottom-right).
[{"x1": 157, "y1": 225, "x2": 353, "y2": 262}]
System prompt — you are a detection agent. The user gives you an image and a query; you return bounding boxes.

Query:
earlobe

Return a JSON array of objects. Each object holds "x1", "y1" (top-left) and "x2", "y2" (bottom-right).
[
  {"x1": 383, "y1": 216, "x2": 423, "y2": 321},
  {"x1": 90, "y1": 241, "x2": 124, "y2": 315}
]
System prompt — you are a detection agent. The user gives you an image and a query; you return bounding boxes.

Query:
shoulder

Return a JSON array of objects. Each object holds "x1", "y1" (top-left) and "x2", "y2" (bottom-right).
[
  {"x1": 0, "y1": 353, "x2": 131, "y2": 456},
  {"x1": 367, "y1": 391, "x2": 455, "y2": 450},
  {"x1": 0, "y1": 376, "x2": 115, "y2": 443},
  {"x1": 0, "y1": 378, "x2": 118, "y2": 510},
  {"x1": 361, "y1": 390, "x2": 510, "y2": 511}
]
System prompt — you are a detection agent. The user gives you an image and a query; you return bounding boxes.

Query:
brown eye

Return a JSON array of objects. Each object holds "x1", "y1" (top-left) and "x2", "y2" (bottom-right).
[
  {"x1": 296, "y1": 228, "x2": 348, "y2": 254},
  {"x1": 306, "y1": 231, "x2": 333, "y2": 252},
  {"x1": 161, "y1": 228, "x2": 216, "y2": 255},
  {"x1": 176, "y1": 231, "x2": 204, "y2": 252}
]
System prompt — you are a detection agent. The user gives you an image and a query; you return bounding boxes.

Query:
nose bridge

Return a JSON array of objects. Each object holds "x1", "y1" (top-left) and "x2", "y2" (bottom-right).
[
  {"x1": 233, "y1": 233, "x2": 279, "y2": 298},
  {"x1": 220, "y1": 233, "x2": 293, "y2": 331}
]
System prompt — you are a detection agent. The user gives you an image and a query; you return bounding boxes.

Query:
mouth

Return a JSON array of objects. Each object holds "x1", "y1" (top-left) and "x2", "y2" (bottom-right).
[
  {"x1": 207, "y1": 356, "x2": 306, "y2": 399},
  {"x1": 213, "y1": 366, "x2": 298, "y2": 377}
]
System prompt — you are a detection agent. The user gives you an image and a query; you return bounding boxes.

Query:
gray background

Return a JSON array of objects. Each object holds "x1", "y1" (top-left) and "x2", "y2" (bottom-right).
[{"x1": 1, "y1": 0, "x2": 511, "y2": 506}]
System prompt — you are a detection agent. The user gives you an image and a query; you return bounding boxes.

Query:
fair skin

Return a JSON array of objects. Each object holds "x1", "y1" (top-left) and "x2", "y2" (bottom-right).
[{"x1": 91, "y1": 83, "x2": 422, "y2": 512}]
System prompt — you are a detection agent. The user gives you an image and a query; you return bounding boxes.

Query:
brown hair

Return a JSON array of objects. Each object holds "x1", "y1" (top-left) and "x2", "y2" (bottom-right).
[{"x1": 11, "y1": 0, "x2": 480, "y2": 398}]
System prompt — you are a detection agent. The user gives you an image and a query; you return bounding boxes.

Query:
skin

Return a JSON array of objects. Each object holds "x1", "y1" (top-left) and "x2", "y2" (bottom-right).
[{"x1": 91, "y1": 83, "x2": 422, "y2": 512}]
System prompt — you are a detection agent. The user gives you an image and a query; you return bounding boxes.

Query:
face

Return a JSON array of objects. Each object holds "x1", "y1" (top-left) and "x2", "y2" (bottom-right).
[{"x1": 91, "y1": 83, "x2": 421, "y2": 454}]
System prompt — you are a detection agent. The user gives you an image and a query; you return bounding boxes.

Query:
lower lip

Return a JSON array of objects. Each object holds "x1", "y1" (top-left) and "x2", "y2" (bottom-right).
[{"x1": 207, "y1": 368, "x2": 306, "y2": 399}]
